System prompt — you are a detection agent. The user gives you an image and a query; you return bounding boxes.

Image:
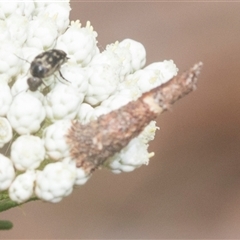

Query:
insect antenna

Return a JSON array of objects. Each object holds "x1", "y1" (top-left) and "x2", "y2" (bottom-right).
[{"x1": 13, "y1": 53, "x2": 31, "y2": 64}]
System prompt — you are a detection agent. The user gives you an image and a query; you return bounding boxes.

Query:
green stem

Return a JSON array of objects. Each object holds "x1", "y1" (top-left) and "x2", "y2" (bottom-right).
[
  {"x1": 0, "y1": 193, "x2": 39, "y2": 230},
  {"x1": 0, "y1": 194, "x2": 39, "y2": 212}
]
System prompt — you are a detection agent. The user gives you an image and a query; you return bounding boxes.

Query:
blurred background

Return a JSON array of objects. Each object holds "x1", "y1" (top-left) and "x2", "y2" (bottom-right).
[{"x1": 1, "y1": 2, "x2": 240, "y2": 239}]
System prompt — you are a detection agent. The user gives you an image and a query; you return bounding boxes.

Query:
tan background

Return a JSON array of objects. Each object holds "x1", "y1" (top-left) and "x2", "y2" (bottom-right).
[{"x1": 1, "y1": 2, "x2": 240, "y2": 239}]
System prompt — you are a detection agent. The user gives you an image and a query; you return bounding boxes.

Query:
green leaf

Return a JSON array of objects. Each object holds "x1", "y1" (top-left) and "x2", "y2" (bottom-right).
[{"x1": 0, "y1": 220, "x2": 13, "y2": 230}]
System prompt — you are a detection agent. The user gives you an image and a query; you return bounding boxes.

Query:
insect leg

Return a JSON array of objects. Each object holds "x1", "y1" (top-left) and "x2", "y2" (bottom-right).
[{"x1": 59, "y1": 70, "x2": 70, "y2": 83}]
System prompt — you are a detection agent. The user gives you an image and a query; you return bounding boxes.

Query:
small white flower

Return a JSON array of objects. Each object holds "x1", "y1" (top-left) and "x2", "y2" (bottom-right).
[
  {"x1": 63, "y1": 158, "x2": 91, "y2": 186},
  {"x1": 0, "y1": 82, "x2": 13, "y2": 116},
  {"x1": 93, "y1": 105, "x2": 110, "y2": 117},
  {"x1": 100, "y1": 89, "x2": 139, "y2": 112},
  {"x1": 33, "y1": 2, "x2": 52, "y2": 16},
  {"x1": 144, "y1": 60, "x2": 178, "y2": 82},
  {"x1": 0, "y1": 42, "x2": 23, "y2": 83},
  {"x1": 0, "y1": 154, "x2": 15, "y2": 191},
  {"x1": 35, "y1": 162, "x2": 76, "y2": 203},
  {"x1": 77, "y1": 103, "x2": 97, "y2": 124},
  {"x1": 7, "y1": 92, "x2": 46, "y2": 135},
  {"x1": 6, "y1": 14, "x2": 28, "y2": 46},
  {"x1": 85, "y1": 64, "x2": 119, "y2": 105},
  {"x1": 138, "y1": 121, "x2": 159, "y2": 143},
  {"x1": 56, "y1": 20, "x2": 99, "y2": 66},
  {"x1": 89, "y1": 47, "x2": 121, "y2": 70},
  {"x1": 59, "y1": 62, "x2": 88, "y2": 94},
  {"x1": 75, "y1": 167, "x2": 91, "y2": 186},
  {"x1": 106, "y1": 41, "x2": 132, "y2": 78},
  {"x1": 11, "y1": 135, "x2": 45, "y2": 171},
  {"x1": 0, "y1": 19, "x2": 11, "y2": 43},
  {"x1": 106, "y1": 121, "x2": 158, "y2": 174},
  {"x1": 0, "y1": 2, "x2": 25, "y2": 20},
  {"x1": 124, "y1": 60, "x2": 178, "y2": 94},
  {"x1": 117, "y1": 76, "x2": 142, "y2": 100},
  {"x1": 106, "y1": 137, "x2": 151, "y2": 174},
  {"x1": 43, "y1": 119, "x2": 71, "y2": 161},
  {"x1": 44, "y1": 83, "x2": 84, "y2": 122},
  {"x1": 77, "y1": 103, "x2": 110, "y2": 123},
  {"x1": 26, "y1": 15, "x2": 58, "y2": 50},
  {"x1": 22, "y1": 2, "x2": 35, "y2": 19},
  {"x1": 127, "y1": 69, "x2": 160, "y2": 93},
  {"x1": 119, "y1": 38, "x2": 146, "y2": 72},
  {"x1": 38, "y1": 2, "x2": 71, "y2": 34},
  {"x1": 0, "y1": 117, "x2": 12, "y2": 148},
  {"x1": 9, "y1": 170, "x2": 36, "y2": 203}
]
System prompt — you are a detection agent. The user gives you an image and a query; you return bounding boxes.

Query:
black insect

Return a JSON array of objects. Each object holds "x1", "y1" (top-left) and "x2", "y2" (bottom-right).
[{"x1": 27, "y1": 49, "x2": 69, "y2": 91}]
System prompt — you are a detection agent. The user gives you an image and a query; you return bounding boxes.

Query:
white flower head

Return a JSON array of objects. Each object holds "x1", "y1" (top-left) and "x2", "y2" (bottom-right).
[
  {"x1": 6, "y1": 14, "x2": 29, "y2": 46},
  {"x1": 106, "y1": 137, "x2": 151, "y2": 174},
  {"x1": 144, "y1": 59, "x2": 178, "y2": 81},
  {"x1": 0, "y1": 154, "x2": 15, "y2": 191},
  {"x1": 0, "y1": 82, "x2": 13, "y2": 116},
  {"x1": 85, "y1": 64, "x2": 120, "y2": 105},
  {"x1": 0, "y1": 19, "x2": 10, "y2": 43},
  {"x1": 138, "y1": 120, "x2": 159, "y2": 143},
  {"x1": 44, "y1": 83, "x2": 84, "y2": 122},
  {"x1": 77, "y1": 103, "x2": 97, "y2": 124},
  {"x1": 9, "y1": 170, "x2": 36, "y2": 204},
  {"x1": 7, "y1": 92, "x2": 46, "y2": 135},
  {"x1": 119, "y1": 38, "x2": 146, "y2": 72},
  {"x1": 26, "y1": 14, "x2": 59, "y2": 50},
  {"x1": 63, "y1": 157, "x2": 91, "y2": 186},
  {"x1": 43, "y1": 119, "x2": 72, "y2": 161},
  {"x1": 106, "y1": 41, "x2": 132, "y2": 79},
  {"x1": 0, "y1": 117, "x2": 13, "y2": 148},
  {"x1": 35, "y1": 162, "x2": 76, "y2": 203},
  {"x1": 11, "y1": 135, "x2": 45, "y2": 171},
  {"x1": 36, "y1": 2, "x2": 71, "y2": 34},
  {"x1": 125, "y1": 59, "x2": 178, "y2": 94},
  {"x1": 58, "y1": 62, "x2": 89, "y2": 95},
  {"x1": 0, "y1": 2, "x2": 25, "y2": 20},
  {"x1": 105, "y1": 121, "x2": 158, "y2": 174},
  {"x1": 0, "y1": 42, "x2": 23, "y2": 83},
  {"x1": 90, "y1": 47, "x2": 120, "y2": 68},
  {"x1": 56, "y1": 20, "x2": 98, "y2": 66}
]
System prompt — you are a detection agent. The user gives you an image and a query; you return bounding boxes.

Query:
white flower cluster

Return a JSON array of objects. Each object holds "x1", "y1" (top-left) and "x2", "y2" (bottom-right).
[{"x1": 0, "y1": 1, "x2": 178, "y2": 204}]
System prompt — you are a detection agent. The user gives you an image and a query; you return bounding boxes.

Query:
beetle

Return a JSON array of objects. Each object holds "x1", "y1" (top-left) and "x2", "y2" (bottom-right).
[{"x1": 27, "y1": 49, "x2": 69, "y2": 91}]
